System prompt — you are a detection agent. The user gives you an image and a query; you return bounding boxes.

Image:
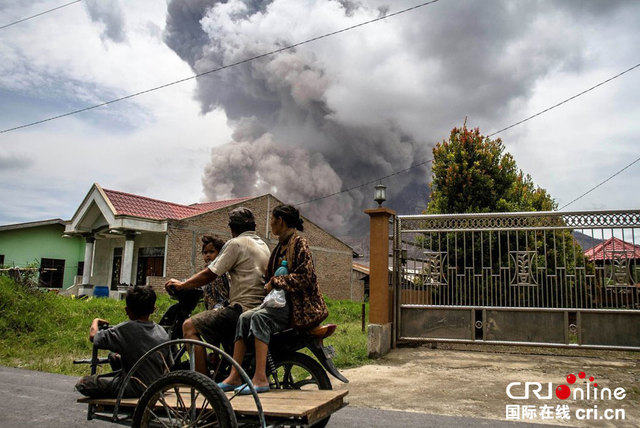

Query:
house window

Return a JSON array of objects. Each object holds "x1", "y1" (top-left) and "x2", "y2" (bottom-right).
[
  {"x1": 77, "y1": 261, "x2": 84, "y2": 276},
  {"x1": 40, "y1": 258, "x2": 65, "y2": 288},
  {"x1": 0, "y1": 254, "x2": 4, "y2": 266},
  {"x1": 111, "y1": 248, "x2": 122, "y2": 290},
  {"x1": 136, "y1": 247, "x2": 165, "y2": 286}
]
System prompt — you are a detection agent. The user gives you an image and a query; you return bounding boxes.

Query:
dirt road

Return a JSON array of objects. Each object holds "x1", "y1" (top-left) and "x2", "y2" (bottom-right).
[{"x1": 333, "y1": 344, "x2": 639, "y2": 427}]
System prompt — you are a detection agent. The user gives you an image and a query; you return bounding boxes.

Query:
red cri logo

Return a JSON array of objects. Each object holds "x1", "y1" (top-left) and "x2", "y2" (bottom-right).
[
  {"x1": 506, "y1": 370, "x2": 625, "y2": 401},
  {"x1": 556, "y1": 371, "x2": 598, "y2": 400}
]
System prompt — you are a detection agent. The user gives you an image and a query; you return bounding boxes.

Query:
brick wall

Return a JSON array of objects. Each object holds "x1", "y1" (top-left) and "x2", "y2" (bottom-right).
[
  {"x1": 162, "y1": 194, "x2": 354, "y2": 300},
  {"x1": 350, "y1": 269, "x2": 367, "y2": 302},
  {"x1": 311, "y1": 247, "x2": 353, "y2": 300}
]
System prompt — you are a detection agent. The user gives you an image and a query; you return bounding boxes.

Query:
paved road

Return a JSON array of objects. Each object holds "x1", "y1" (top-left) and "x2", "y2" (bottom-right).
[{"x1": 0, "y1": 366, "x2": 552, "y2": 427}]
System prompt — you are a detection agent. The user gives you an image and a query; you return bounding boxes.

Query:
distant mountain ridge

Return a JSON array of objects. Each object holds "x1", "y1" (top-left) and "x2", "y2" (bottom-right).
[
  {"x1": 571, "y1": 231, "x2": 605, "y2": 252},
  {"x1": 341, "y1": 231, "x2": 605, "y2": 264}
]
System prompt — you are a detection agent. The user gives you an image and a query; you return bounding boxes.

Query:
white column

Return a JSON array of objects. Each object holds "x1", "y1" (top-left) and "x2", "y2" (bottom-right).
[
  {"x1": 163, "y1": 233, "x2": 169, "y2": 277},
  {"x1": 119, "y1": 234, "x2": 135, "y2": 285},
  {"x1": 82, "y1": 237, "x2": 95, "y2": 284}
]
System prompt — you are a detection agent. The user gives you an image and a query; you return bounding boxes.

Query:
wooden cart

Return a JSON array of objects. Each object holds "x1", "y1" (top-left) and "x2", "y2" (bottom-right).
[
  {"x1": 79, "y1": 388, "x2": 348, "y2": 427},
  {"x1": 76, "y1": 339, "x2": 348, "y2": 427}
]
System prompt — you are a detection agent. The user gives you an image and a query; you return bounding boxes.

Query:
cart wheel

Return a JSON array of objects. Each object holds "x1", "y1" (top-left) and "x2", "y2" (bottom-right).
[
  {"x1": 132, "y1": 370, "x2": 237, "y2": 428},
  {"x1": 270, "y1": 353, "x2": 331, "y2": 428}
]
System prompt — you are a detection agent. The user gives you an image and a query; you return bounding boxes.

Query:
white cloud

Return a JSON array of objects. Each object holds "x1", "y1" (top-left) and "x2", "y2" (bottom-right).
[{"x1": 0, "y1": 0, "x2": 232, "y2": 224}]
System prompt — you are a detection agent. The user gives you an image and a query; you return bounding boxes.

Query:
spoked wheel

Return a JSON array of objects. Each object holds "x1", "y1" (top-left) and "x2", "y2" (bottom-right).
[
  {"x1": 269, "y1": 353, "x2": 332, "y2": 428},
  {"x1": 168, "y1": 341, "x2": 231, "y2": 383},
  {"x1": 132, "y1": 370, "x2": 237, "y2": 428},
  {"x1": 270, "y1": 352, "x2": 332, "y2": 391}
]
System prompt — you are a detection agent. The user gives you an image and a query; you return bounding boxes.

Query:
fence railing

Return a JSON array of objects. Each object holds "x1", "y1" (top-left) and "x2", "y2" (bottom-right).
[{"x1": 396, "y1": 210, "x2": 640, "y2": 310}]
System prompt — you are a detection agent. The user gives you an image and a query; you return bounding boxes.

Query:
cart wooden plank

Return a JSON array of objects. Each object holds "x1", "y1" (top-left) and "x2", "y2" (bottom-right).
[
  {"x1": 78, "y1": 397, "x2": 138, "y2": 407},
  {"x1": 226, "y1": 389, "x2": 347, "y2": 417},
  {"x1": 78, "y1": 389, "x2": 348, "y2": 424}
]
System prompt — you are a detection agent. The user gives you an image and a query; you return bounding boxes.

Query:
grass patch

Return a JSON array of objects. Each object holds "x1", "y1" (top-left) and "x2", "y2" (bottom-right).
[
  {"x1": 323, "y1": 299, "x2": 369, "y2": 367},
  {"x1": 0, "y1": 277, "x2": 369, "y2": 376}
]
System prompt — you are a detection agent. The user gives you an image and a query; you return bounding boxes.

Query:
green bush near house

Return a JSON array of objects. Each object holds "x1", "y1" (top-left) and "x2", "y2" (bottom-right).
[{"x1": 0, "y1": 276, "x2": 369, "y2": 376}]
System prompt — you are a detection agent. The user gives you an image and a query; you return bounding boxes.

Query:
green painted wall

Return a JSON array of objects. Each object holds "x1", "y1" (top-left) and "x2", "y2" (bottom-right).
[{"x1": 0, "y1": 224, "x2": 85, "y2": 288}]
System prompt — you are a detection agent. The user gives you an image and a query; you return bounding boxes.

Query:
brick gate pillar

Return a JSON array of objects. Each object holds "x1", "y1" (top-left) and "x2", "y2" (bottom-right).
[{"x1": 364, "y1": 207, "x2": 395, "y2": 357}]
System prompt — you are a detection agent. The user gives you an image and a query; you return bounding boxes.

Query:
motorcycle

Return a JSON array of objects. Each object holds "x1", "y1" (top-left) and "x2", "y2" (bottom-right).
[{"x1": 160, "y1": 287, "x2": 349, "y2": 394}]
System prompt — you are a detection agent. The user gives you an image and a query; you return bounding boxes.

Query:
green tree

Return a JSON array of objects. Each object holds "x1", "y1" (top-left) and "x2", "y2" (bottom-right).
[
  {"x1": 416, "y1": 124, "x2": 594, "y2": 308},
  {"x1": 427, "y1": 124, "x2": 556, "y2": 214}
]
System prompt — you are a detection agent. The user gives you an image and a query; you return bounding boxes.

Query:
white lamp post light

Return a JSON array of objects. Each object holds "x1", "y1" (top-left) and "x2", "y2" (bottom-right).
[{"x1": 374, "y1": 184, "x2": 387, "y2": 207}]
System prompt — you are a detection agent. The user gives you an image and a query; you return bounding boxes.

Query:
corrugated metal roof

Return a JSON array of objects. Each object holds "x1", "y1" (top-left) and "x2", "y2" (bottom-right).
[
  {"x1": 102, "y1": 188, "x2": 251, "y2": 220},
  {"x1": 352, "y1": 262, "x2": 370, "y2": 274},
  {"x1": 0, "y1": 218, "x2": 67, "y2": 231}
]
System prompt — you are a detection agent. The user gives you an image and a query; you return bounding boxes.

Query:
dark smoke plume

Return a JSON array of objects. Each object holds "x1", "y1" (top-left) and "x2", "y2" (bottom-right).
[
  {"x1": 164, "y1": 0, "x2": 429, "y2": 236},
  {"x1": 163, "y1": 0, "x2": 629, "y2": 235}
]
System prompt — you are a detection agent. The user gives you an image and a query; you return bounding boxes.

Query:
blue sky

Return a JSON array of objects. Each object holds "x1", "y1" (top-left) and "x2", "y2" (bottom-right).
[{"x1": 1, "y1": 0, "x2": 639, "y2": 235}]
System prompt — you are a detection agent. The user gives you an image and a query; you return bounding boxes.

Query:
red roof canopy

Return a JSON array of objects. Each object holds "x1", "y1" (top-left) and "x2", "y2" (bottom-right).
[
  {"x1": 584, "y1": 237, "x2": 640, "y2": 261},
  {"x1": 102, "y1": 188, "x2": 250, "y2": 220}
]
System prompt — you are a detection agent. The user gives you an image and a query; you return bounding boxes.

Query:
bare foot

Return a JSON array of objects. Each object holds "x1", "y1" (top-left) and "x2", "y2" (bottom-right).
[{"x1": 251, "y1": 377, "x2": 270, "y2": 388}]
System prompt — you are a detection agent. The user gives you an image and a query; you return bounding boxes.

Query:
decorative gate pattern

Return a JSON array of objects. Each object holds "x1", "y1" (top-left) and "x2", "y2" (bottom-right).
[{"x1": 392, "y1": 210, "x2": 640, "y2": 350}]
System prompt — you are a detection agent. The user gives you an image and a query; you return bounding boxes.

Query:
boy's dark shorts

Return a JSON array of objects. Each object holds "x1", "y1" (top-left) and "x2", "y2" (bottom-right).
[
  {"x1": 75, "y1": 373, "x2": 141, "y2": 398},
  {"x1": 190, "y1": 304, "x2": 242, "y2": 352}
]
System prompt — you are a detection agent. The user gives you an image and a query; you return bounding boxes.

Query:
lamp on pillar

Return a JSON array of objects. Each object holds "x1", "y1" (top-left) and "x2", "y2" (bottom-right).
[
  {"x1": 374, "y1": 183, "x2": 387, "y2": 207},
  {"x1": 364, "y1": 188, "x2": 395, "y2": 358}
]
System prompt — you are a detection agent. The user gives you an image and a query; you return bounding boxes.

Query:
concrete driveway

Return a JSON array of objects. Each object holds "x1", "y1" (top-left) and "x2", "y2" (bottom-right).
[{"x1": 333, "y1": 344, "x2": 639, "y2": 427}]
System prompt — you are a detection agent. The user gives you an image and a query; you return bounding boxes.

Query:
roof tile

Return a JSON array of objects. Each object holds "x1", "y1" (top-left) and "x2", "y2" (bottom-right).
[
  {"x1": 584, "y1": 237, "x2": 640, "y2": 261},
  {"x1": 102, "y1": 188, "x2": 251, "y2": 220}
]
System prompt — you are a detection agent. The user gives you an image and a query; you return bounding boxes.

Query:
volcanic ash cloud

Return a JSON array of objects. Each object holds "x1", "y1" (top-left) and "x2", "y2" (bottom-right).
[{"x1": 164, "y1": 0, "x2": 432, "y2": 234}]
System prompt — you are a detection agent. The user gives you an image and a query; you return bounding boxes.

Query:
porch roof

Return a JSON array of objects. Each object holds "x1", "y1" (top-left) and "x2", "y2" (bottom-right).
[{"x1": 584, "y1": 237, "x2": 640, "y2": 261}]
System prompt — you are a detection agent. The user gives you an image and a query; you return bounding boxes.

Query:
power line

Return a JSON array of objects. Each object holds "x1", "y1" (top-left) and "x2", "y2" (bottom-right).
[
  {"x1": 488, "y1": 62, "x2": 640, "y2": 138},
  {"x1": 294, "y1": 63, "x2": 640, "y2": 207},
  {"x1": 0, "y1": 0, "x2": 440, "y2": 135},
  {"x1": 559, "y1": 155, "x2": 640, "y2": 210},
  {"x1": 0, "y1": 0, "x2": 83, "y2": 31},
  {"x1": 294, "y1": 159, "x2": 434, "y2": 206},
  {"x1": 3, "y1": 2, "x2": 637, "y2": 211}
]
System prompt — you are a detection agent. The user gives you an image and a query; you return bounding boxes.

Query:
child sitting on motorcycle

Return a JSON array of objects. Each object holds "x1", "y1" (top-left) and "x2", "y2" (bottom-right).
[
  {"x1": 218, "y1": 204, "x2": 328, "y2": 394},
  {"x1": 200, "y1": 236, "x2": 230, "y2": 311}
]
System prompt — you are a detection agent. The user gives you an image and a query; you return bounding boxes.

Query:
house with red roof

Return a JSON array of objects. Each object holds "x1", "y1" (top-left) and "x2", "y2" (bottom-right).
[
  {"x1": 584, "y1": 236, "x2": 640, "y2": 287},
  {"x1": 1, "y1": 183, "x2": 355, "y2": 300},
  {"x1": 584, "y1": 237, "x2": 640, "y2": 263}
]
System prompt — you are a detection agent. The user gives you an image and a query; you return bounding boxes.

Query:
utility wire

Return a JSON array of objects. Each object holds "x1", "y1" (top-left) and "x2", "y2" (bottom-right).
[
  {"x1": 294, "y1": 159, "x2": 434, "y2": 206},
  {"x1": 488, "y1": 62, "x2": 640, "y2": 137},
  {"x1": 0, "y1": 0, "x2": 83, "y2": 31},
  {"x1": 2, "y1": 1, "x2": 637, "y2": 210},
  {"x1": 294, "y1": 63, "x2": 640, "y2": 207},
  {"x1": 559, "y1": 155, "x2": 640, "y2": 210},
  {"x1": 0, "y1": 0, "x2": 439, "y2": 135}
]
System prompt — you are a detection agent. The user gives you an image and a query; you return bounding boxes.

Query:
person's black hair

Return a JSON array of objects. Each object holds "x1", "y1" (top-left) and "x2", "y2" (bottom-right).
[
  {"x1": 228, "y1": 207, "x2": 256, "y2": 235},
  {"x1": 125, "y1": 285, "x2": 156, "y2": 317},
  {"x1": 201, "y1": 235, "x2": 225, "y2": 253},
  {"x1": 229, "y1": 222, "x2": 255, "y2": 235},
  {"x1": 272, "y1": 204, "x2": 304, "y2": 231}
]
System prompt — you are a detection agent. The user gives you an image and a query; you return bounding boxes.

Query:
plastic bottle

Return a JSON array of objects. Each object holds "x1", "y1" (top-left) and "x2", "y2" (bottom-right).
[{"x1": 274, "y1": 260, "x2": 288, "y2": 277}]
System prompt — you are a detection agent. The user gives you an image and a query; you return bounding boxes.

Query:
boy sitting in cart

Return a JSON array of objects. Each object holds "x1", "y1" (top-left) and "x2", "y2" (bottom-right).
[{"x1": 75, "y1": 285, "x2": 170, "y2": 398}]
